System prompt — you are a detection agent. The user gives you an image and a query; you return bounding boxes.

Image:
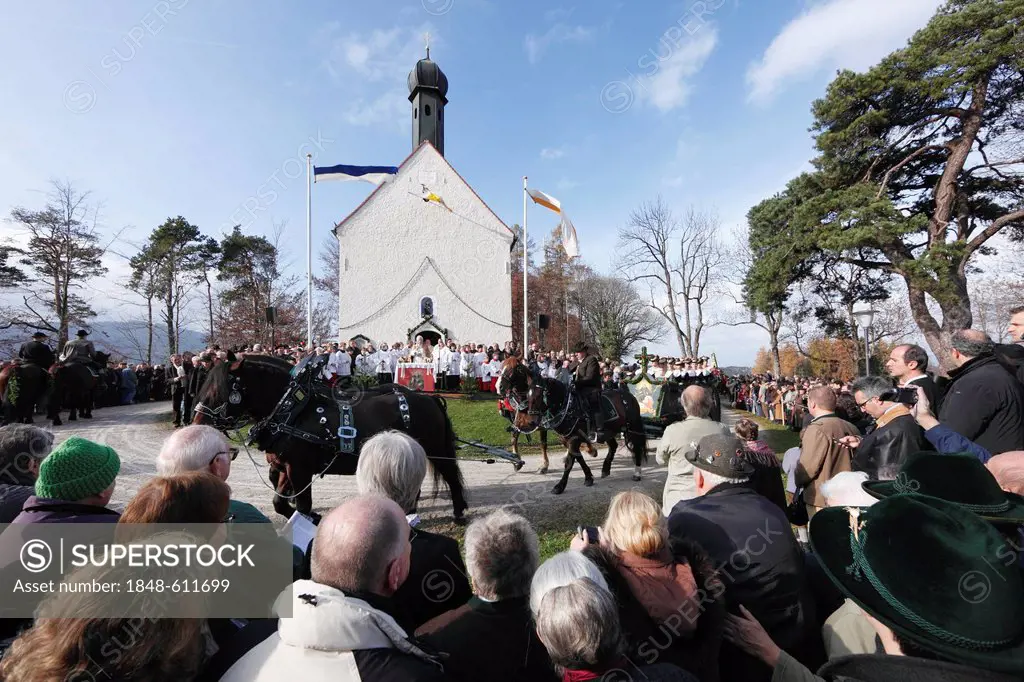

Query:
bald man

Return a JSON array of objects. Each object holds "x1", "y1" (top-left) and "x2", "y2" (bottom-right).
[
  {"x1": 655, "y1": 385, "x2": 732, "y2": 514},
  {"x1": 218, "y1": 495, "x2": 446, "y2": 681},
  {"x1": 939, "y1": 330, "x2": 1024, "y2": 455}
]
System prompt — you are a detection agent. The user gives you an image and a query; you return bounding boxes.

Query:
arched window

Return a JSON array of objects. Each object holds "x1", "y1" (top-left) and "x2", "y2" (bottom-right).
[
  {"x1": 420, "y1": 296, "x2": 434, "y2": 318},
  {"x1": 425, "y1": 104, "x2": 432, "y2": 117}
]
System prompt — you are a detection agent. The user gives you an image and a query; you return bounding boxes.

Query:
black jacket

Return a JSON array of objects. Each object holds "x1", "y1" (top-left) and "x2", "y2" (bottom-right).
[
  {"x1": 905, "y1": 374, "x2": 942, "y2": 411},
  {"x1": 0, "y1": 482, "x2": 34, "y2": 524},
  {"x1": 668, "y1": 484, "x2": 812, "y2": 682},
  {"x1": 853, "y1": 412, "x2": 931, "y2": 480},
  {"x1": 17, "y1": 341, "x2": 55, "y2": 368},
  {"x1": 803, "y1": 653, "x2": 1023, "y2": 682},
  {"x1": 394, "y1": 527, "x2": 472, "y2": 630},
  {"x1": 939, "y1": 354, "x2": 1024, "y2": 455},
  {"x1": 574, "y1": 354, "x2": 601, "y2": 390},
  {"x1": 424, "y1": 596, "x2": 557, "y2": 682}
]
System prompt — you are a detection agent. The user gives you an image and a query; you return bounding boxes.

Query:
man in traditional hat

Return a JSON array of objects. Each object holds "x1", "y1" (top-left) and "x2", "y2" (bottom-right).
[
  {"x1": 17, "y1": 331, "x2": 55, "y2": 369},
  {"x1": 723, "y1": 492, "x2": 1024, "y2": 681},
  {"x1": 60, "y1": 329, "x2": 98, "y2": 374},
  {"x1": 571, "y1": 341, "x2": 604, "y2": 438}
]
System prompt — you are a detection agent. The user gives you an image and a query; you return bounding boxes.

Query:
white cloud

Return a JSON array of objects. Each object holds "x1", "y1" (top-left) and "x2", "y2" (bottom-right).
[
  {"x1": 556, "y1": 178, "x2": 580, "y2": 191},
  {"x1": 662, "y1": 175, "x2": 685, "y2": 187},
  {"x1": 540, "y1": 147, "x2": 566, "y2": 160},
  {"x1": 524, "y1": 23, "x2": 595, "y2": 64},
  {"x1": 637, "y1": 28, "x2": 718, "y2": 112},
  {"x1": 321, "y1": 25, "x2": 435, "y2": 85},
  {"x1": 343, "y1": 92, "x2": 407, "y2": 128},
  {"x1": 746, "y1": 0, "x2": 945, "y2": 104}
]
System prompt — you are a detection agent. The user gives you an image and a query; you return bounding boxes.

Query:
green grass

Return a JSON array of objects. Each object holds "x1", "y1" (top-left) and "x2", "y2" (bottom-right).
[
  {"x1": 740, "y1": 412, "x2": 801, "y2": 453},
  {"x1": 444, "y1": 397, "x2": 510, "y2": 446}
]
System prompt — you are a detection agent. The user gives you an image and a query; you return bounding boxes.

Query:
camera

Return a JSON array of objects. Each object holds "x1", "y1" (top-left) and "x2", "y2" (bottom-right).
[
  {"x1": 895, "y1": 387, "x2": 919, "y2": 406},
  {"x1": 577, "y1": 526, "x2": 599, "y2": 544}
]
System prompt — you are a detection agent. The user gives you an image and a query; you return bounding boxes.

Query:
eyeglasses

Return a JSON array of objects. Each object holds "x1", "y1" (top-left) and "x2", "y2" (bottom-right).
[
  {"x1": 856, "y1": 398, "x2": 872, "y2": 408},
  {"x1": 210, "y1": 447, "x2": 239, "y2": 465}
]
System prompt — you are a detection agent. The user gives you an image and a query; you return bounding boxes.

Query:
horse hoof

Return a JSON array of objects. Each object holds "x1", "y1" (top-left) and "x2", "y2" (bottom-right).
[
  {"x1": 584, "y1": 478, "x2": 595, "y2": 487},
  {"x1": 601, "y1": 469, "x2": 610, "y2": 479},
  {"x1": 513, "y1": 460, "x2": 525, "y2": 472},
  {"x1": 537, "y1": 467, "x2": 548, "y2": 475},
  {"x1": 552, "y1": 483, "x2": 566, "y2": 495},
  {"x1": 632, "y1": 475, "x2": 642, "y2": 482}
]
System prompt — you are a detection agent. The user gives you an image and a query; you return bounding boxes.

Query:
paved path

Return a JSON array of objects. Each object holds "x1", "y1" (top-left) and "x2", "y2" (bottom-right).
[{"x1": 41, "y1": 402, "x2": 743, "y2": 526}]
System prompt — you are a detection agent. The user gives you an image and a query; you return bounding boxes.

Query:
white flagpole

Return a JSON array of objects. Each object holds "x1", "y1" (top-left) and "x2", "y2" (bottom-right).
[
  {"x1": 306, "y1": 153, "x2": 313, "y2": 351},
  {"x1": 522, "y1": 176, "x2": 528, "y2": 353}
]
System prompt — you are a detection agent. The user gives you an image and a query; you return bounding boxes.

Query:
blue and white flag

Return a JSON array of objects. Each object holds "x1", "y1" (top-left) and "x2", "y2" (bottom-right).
[{"x1": 313, "y1": 164, "x2": 398, "y2": 186}]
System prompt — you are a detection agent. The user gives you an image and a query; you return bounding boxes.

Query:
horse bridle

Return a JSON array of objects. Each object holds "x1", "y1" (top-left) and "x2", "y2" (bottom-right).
[{"x1": 193, "y1": 372, "x2": 249, "y2": 431}]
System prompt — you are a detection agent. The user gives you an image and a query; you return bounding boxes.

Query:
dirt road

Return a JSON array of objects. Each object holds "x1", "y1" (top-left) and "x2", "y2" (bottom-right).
[{"x1": 41, "y1": 402, "x2": 740, "y2": 526}]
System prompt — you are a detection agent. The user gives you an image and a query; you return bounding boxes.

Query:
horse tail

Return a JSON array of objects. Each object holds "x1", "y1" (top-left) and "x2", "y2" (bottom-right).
[
  {"x1": 622, "y1": 391, "x2": 649, "y2": 466},
  {"x1": 429, "y1": 394, "x2": 465, "y2": 496}
]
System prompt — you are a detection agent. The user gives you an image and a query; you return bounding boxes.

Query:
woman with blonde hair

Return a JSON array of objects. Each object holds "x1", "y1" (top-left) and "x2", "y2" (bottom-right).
[{"x1": 571, "y1": 490, "x2": 725, "y2": 682}]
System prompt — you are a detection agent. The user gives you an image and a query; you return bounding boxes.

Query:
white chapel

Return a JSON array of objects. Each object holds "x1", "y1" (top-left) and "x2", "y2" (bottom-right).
[{"x1": 333, "y1": 51, "x2": 514, "y2": 347}]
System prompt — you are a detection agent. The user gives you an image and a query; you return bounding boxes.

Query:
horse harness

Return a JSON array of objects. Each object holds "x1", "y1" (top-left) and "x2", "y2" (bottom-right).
[{"x1": 247, "y1": 355, "x2": 412, "y2": 457}]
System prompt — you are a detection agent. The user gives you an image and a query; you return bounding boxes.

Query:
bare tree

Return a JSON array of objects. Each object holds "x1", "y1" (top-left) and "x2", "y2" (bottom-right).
[
  {"x1": 10, "y1": 180, "x2": 107, "y2": 348},
  {"x1": 720, "y1": 225, "x2": 788, "y2": 376},
  {"x1": 576, "y1": 275, "x2": 665, "y2": 361},
  {"x1": 673, "y1": 207, "x2": 724, "y2": 356},
  {"x1": 617, "y1": 197, "x2": 687, "y2": 355}
]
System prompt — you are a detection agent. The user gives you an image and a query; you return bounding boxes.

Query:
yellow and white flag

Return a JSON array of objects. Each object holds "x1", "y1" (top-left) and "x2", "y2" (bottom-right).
[
  {"x1": 526, "y1": 188, "x2": 579, "y2": 258},
  {"x1": 421, "y1": 185, "x2": 452, "y2": 211}
]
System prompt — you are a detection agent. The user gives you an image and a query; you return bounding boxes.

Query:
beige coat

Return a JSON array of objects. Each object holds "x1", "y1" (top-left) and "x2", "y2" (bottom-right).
[
  {"x1": 796, "y1": 415, "x2": 860, "y2": 508},
  {"x1": 656, "y1": 416, "x2": 732, "y2": 514}
]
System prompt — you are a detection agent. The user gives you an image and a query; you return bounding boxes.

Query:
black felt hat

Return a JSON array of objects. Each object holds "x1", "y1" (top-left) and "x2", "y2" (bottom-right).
[
  {"x1": 31, "y1": 331, "x2": 47, "y2": 339},
  {"x1": 571, "y1": 341, "x2": 588, "y2": 354},
  {"x1": 76, "y1": 329, "x2": 89, "y2": 337},
  {"x1": 809, "y1": 494, "x2": 1024, "y2": 673},
  {"x1": 862, "y1": 452, "x2": 1024, "y2": 526},
  {"x1": 684, "y1": 433, "x2": 754, "y2": 478}
]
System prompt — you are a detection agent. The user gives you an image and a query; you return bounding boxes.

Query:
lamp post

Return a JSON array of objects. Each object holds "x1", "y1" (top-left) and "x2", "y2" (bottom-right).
[{"x1": 851, "y1": 306, "x2": 877, "y2": 376}]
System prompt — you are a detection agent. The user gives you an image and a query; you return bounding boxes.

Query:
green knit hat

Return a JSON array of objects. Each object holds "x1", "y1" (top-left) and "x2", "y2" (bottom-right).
[{"x1": 36, "y1": 437, "x2": 120, "y2": 501}]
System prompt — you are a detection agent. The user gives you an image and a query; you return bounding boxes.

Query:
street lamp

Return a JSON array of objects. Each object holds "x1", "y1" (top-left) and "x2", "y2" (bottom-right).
[{"x1": 852, "y1": 306, "x2": 878, "y2": 376}]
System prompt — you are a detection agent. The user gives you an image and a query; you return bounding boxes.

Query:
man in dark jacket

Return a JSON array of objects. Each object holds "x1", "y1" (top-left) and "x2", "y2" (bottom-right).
[
  {"x1": 0, "y1": 425, "x2": 53, "y2": 523},
  {"x1": 939, "y1": 329, "x2": 1024, "y2": 455},
  {"x1": 423, "y1": 510, "x2": 557, "y2": 682},
  {"x1": 885, "y1": 343, "x2": 942, "y2": 409},
  {"x1": 841, "y1": 376, "x2": 930, "y2": 480},
  {"x1": 352, "y1": 431, "x2": 471, "y2": 629},
  {"x1": 668, "y1": 434, "x2": 810, "y2": 682},
  {"x1": 572, "y1": 341, "x2": 604, "y2": 437},
  {"x1": 17, "y1": 332, "x2": 55, "y2": 369}
]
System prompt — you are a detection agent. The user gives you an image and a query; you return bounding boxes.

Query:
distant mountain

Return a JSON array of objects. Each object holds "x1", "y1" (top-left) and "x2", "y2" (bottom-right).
[{"x1": 83, "y1": 320, "x2": 208, "y2": 364}]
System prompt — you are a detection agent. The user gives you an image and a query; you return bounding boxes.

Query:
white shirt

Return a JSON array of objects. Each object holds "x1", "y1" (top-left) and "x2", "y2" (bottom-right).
[
  {"x1": 374, "y1": 350, "x2": 393, "y2": 375},
  {"x1": 474, "y1": 352, "x2": 488, "y2": 378},
  {"x1": 448, "y1": 350, "x2": 461, "y2": 375},
  {"x1": 332, "y1": 351, "x2": 351, "y2": 377}
]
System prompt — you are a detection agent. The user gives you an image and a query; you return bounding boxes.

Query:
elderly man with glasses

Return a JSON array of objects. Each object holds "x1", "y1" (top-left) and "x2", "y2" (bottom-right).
[
  {"x1": 837, "y1": 376, "x2": 931, "y2": 481},
  {"x1": 155, "y1": 424, "x2": 270, "y2": 523}
]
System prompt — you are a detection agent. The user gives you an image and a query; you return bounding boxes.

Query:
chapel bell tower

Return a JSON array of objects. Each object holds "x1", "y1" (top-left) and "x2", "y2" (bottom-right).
[{"x1": 408, "y1": 41, "x2": 449, "y2": 156}]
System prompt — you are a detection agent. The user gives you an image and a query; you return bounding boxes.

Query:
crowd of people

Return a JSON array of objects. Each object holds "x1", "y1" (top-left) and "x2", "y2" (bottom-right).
[{"x1": 1, "y1": 409, "x2": 1022, "y2": 680}]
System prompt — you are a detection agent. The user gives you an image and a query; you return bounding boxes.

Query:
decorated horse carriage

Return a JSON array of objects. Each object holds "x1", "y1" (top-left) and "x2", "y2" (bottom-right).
[{"x1": 625, "y1": 348, "x2": 727, "y2": 438}]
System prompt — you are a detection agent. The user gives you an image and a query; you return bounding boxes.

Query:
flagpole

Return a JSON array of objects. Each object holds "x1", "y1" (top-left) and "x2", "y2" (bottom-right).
[
  {"x1": 522, "y1": 176, "x2": 528, "y2": 353},
  {"x1": 306, "y1": 153, "x2": 313, "y2": 352}
]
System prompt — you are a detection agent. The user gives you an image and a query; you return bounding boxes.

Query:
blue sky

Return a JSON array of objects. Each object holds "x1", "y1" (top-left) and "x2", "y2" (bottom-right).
[{"x1": 0, "y1": 0, "x2": 945, "y2": 364}]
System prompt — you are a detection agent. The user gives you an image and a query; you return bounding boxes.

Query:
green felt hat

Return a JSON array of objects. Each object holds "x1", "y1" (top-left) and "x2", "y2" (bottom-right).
[
  {"x1": 809, "y1": 494, "x2": 1024, "y2": 674},
  {"x1": 36, "y1": 436, "x2": 120, "y2": 501},
  {"x1": 862, "y1": 452, "x2": 1024, "y2": 526}
]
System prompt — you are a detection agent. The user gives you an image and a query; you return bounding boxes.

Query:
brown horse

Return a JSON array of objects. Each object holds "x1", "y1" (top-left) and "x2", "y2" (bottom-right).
[
  {"x1": 524, "y1": 375, "x2": 648, "y2": 494},
  {"x1": 496, "y1": 357, "x2": 554, "y2": 472}
]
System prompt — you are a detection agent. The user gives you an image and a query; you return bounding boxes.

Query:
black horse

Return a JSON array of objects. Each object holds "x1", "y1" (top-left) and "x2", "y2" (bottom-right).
[
  {"x1": 496, "y1": 358, "x2": 553, "y2": 473},
  {"x1": 0, "y1": 362, "x2": 49, "y2": 425},
  {"x1": 524, "y1": 376, "x2": 648, "y2": 495},
  {"x1": 47, "y1": 352, "x2": 109, "y2": 426},
  {"x1": 193, "y1": 354, "x2": 468, "y2": 521}
]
